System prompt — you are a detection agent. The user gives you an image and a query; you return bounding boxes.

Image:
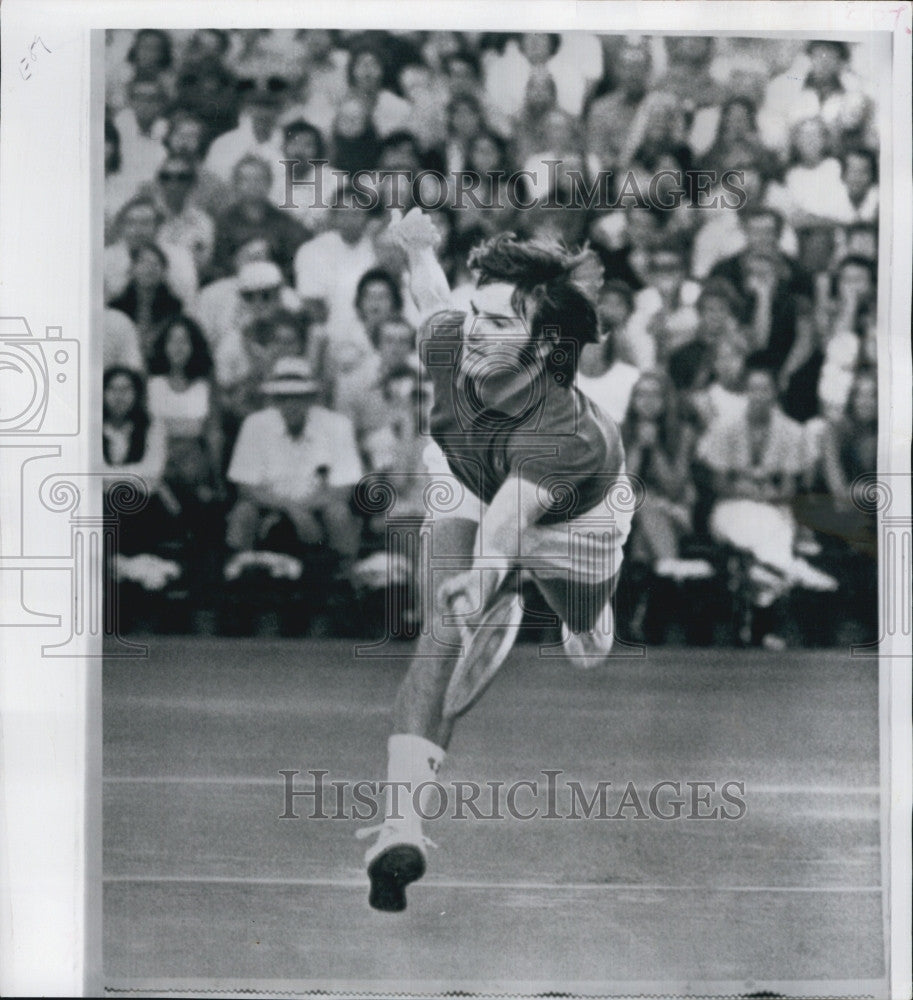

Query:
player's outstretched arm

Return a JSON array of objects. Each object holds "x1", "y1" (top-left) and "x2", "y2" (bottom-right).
[{"x1": 387, "y1": 208, "x2": 452, "y2": 319}]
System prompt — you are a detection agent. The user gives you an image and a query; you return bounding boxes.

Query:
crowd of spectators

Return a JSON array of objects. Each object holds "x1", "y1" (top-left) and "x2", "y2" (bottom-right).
[{"x1": 103, "y1": 29, "x2": 881, "y2": 647}]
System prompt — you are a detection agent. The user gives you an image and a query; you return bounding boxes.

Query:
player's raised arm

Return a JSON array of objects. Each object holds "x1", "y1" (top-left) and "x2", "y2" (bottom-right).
[{"x1": 386, "y1": 208, "x2": 452, "y2": 319}]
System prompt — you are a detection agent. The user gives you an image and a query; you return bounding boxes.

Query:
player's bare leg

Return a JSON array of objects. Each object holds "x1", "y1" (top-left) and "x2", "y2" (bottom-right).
[{"x1": 358, "y1": 516, "x2": 477, "y2": 911}]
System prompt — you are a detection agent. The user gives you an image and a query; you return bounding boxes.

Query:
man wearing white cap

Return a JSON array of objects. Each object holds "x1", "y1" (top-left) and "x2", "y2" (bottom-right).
[{"x1": 225, "y1": 356, "x2": 363, "y2": 566}]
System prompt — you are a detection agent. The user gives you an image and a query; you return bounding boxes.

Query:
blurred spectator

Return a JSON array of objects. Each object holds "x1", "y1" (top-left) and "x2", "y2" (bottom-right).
[
  {"x1": 398, "y1": 60, "x2": 451, "y2": 152},
  {"x1": 821, "y1": 366, "x2": 877, "y2": 503},
  {"x1": 293, "y1": 195, "x2": 381, "y2": 343},
  {"x1": 194, "y1": 246, "x2": 300, "y2": 355},
  {"x1": 155, "y1": 109, "x2": 232, "y2": 218},
  {"x1": 172, "y1": 50, "x2": 240, "y2": 148},
  {"x1": 146, "y1": 314, "x2": 223, "y2": 483},
  {"x1": 212, "y1": 155, "x2": 308, "y2": 281},
  {"x1": 444, "y1": 94, "x2": 488, "y2": 175},
  {"x1": 106, "y1": 196, "x2": 199, "y2": 309},
  {"x1": 758, "y1": 41, "x2": 875, "y2": 158},
  {"x1": 331, "y1": 97, "x2": 383, "y2": 174},
  {"x1": 204, "y1": 78, "x2": 287, "y2": 183},
  {"x1": 585, "y1": 42, "x2": 651, "y2": 170},
  {"x1": 702, "y1": 97, "x2": 777, "y2": 177},
  {"x1": 108, "y1": 242, "x2": 185, "y2": 357},
  {"x1": 104, "y1": 306, "x2": 145, "y2": 374},
  {"x1": 225, "y1": 357, "x2": 363, "y2": 571},
  {"x1": 621, "y1": 370, "x2": 700, "y2": 576},
  {"x1": 816, "y1": 254, "x2": 877, "y2": 418},
  {"x1": 345, "y1": 43, "x2": 411, "y2": 138},
  {"x1": 766, "y1": 116, "x2": 853, "y2": 226},
  {"x1": 272, "y1": 118, "x2": 335, "y2": 234},
  {"x1": 576, "y1": 281, "x2": 641, "y2": 424},
  {"x1": 147, "y1": 155, "x2": 216, "y2": 280},
  {"x1": 106, "y1": 29, "x2": 175, "y2": 112},
  {"x1": 113, "y1": 78, "x2": 169, "y2": 189},
  {"x1": 621, "y1": 245, "x2": 701, "y2": 370},
  {"x1": 102, "y1": 366, "x2": 167, "y2": 486},
  {"x1": 690, "y1": 336, "x2": 749, "y2": 431},
  {"x1": 698, "y1": 356, "x2": 836, "y2": 643},
  {"x1": 836, "y1": 148, "x2": 879, "y2": 224},
  {"x1": 285, "y1": 29, "x2": 348, "y2": 140},
  {"x1": 212, "y1": 261, "x2": 299, "y2": 392},
  {"x1": 513, "y1": 69, "x2": 582, "y2": 170},
  {"x1": 668, "y1": 277, "x2": 747, "y2": 393},
  {"x1": 654, "y1": 37, "x2": 726, "y2": 155}
]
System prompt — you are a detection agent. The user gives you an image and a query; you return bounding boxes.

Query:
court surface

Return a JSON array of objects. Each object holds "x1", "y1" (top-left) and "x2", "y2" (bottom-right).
[{"x1": 103, "y1": 637, "x2": 885, "y2": 997}]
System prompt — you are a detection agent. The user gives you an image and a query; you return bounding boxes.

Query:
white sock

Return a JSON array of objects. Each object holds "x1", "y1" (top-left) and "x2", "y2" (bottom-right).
[{"x1": 384, "y1": 733, "x2": 445, "y2": 835}]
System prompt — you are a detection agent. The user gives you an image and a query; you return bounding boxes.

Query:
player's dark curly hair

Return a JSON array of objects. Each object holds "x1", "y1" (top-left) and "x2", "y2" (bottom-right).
[{"x1": 468, "y1": 233, "x2": 601, "y2": 381}]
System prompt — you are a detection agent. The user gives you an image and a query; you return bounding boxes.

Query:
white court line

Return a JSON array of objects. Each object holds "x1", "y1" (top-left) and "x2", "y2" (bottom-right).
[
  {"x1": 102, "y1": 775, "x2": 881, "y2": 795},
  {"x1": 103, "y1": 874, "x2": 882, "y2": 893}
]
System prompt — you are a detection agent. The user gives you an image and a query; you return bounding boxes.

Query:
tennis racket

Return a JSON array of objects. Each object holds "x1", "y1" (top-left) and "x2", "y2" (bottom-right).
[{"x1": 442, "y1": 577, "x2": 525, "y2": 719}]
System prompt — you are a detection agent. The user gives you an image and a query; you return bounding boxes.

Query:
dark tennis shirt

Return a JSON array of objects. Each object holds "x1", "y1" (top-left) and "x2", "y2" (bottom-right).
[{"x1": 420, "y1": 310, "x2": 625, "y2": 525}]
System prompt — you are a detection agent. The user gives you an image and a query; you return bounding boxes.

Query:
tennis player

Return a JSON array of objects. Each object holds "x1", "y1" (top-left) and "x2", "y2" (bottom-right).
[{"x1": 357, "y1": 208, "x2": 632, "y2": 911}]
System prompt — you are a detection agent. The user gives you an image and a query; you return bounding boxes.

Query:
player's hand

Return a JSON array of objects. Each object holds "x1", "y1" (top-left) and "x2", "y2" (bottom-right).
[{"x1": 387, "y1": 207, "x2": 441, "y2": 253}]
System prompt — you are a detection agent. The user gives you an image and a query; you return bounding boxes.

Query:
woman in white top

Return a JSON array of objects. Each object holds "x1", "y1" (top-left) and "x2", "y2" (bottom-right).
[{"x1": 146, "y1": 315, "x2": 222, "y2": 486}]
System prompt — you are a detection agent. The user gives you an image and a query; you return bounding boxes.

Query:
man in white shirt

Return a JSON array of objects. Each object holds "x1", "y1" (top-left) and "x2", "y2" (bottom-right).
[
  {"x1": 113, "y1": 78, "x2": 169, "y2": 190},
  {"x1": 204, "y1": 82, "x2": 287, "y2": 184},
  {"x1": 293, "y1": 197, "x2": 380, "y2": 345},
  {"x1": 226, "y1": 356, "x2": 363, "y2": 563}
]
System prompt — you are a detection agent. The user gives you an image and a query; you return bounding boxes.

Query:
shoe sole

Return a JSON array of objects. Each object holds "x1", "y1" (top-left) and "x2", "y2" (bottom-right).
[{"x1": 367, "y1": 844, "x2": 426, "y2": 912}]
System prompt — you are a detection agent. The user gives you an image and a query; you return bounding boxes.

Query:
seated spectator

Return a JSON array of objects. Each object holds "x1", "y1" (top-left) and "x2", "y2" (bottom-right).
[
  {"x1": 584, "y1": 42, "x2": 651, "y2": 170},
  {"x1": 690, "y1": 337, "x2": 749, "y2": 433},
  {"x1": 173, "y1": 50, "x2": 240, "y2": 149},
  {"x1": 272, "y1": 118, "x2": 335, "y2": 235},
  {"x1": 212, "y1": 262, "x2": 302, "y2": 391},
  {"x1": 621, "y1": 245, "x2": 701, "y2": 370},
  {"x1": 653, "y1": 36, "x2": 726, "y2": 155},
  {"x1": 698, "y1": 356, "x2": 836, "y2": 645},
  {"x1": 836, "y1": 147, "x2": 879, "y2": 224},
  {"x1": 398, "y1": 60, "x2": 450, "y2": 152},
  {"x1": 816, "y1": 254, "x2": 877, "y2": 419},
  {"x1": 204, "y1": 76, "x2": 287, "y2": 183},
  {"x1": 102, "y1": 366, "x2": 167, "y2": 487},
  {"x1": 618, "y1": 90, "x2": 693, "y2": 189},
  {"x1": 821, "y1": 366, "x2": 877, "y2": 505},
  {"x1": 668, "y1": 277, "x2": 747, "y2": 393},
  {"x1": 153, "y1": 109, "x2": 232, "y2": 219},
  {"x1": 331, "y1": 96, "x2": 383, "y2": 174},
  {"x1": 211, "y1": 155, "x2": 308, "y2": 282},
  {"x1": 225, "y1": 357, "x2": 363, "y2": 580},
  {"x1": 106, "y1": 28, "x2": 175, "y2": 113},
  {"x1": 709, "y1": 206, "x2": 810, "y2": 301},
  {"x1": 194, "y1": 248, "x2": 300, "y2": 353},
  {"x1": 513, "y1": 69, "x2": 582, "y2": 171},
  {"x1": 702, "y1": 97, "x2": 778, "y2": 177},
  {"x1": 104, "y1": 307, "x2": 145, "y2": 374},
  {"x1": 146, "y1": 314, "x2": 222, "y2": 484},
  {"x1": 148, "y1": 155, "x2": 216, "y2": 280},
  {"x1": 575, "y1": 281, "x2": 640, "y2": 424},
  {"x1": 444, "y1": 94, "x2": 488, "y2": 175},
  {"x1": 113, "y1": 78, "x2": 169, "y2": 190},
  {"x1": 108, "y1": 242, "x2": 185, "y2": 359},
  {"x1": 293, "y1": 194, "x2": 382, "y2": 344},
  {"x1": 758, "y1": 40, "x2": 876, "y2": 158},
  {"x1": 106, "y1": 196, "x2": 199, "y2": 310},
  {"x1": 620, "y1": 371, "x2": 701, "y2": 579},
  {"x1": 344, "y1": 42, "x2": 411, "y2": 139},
  {"x1": 336, "y1": 315, "x2": 419, "y2": 468},
  {"x1": 285, "y1": 29, "x2": 348, "y2": 140},
  {"x1": 451, "y1": 130, "x2": 516, "y2": 237},
  {"x1": 766, "y1": 116, "x2": 853, "y2": 227}
]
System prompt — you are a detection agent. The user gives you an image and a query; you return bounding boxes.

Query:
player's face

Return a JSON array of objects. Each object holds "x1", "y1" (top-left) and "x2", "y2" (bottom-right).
[{"x1": 464, "y1": 282, "x2": 524, "y2": 344}]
